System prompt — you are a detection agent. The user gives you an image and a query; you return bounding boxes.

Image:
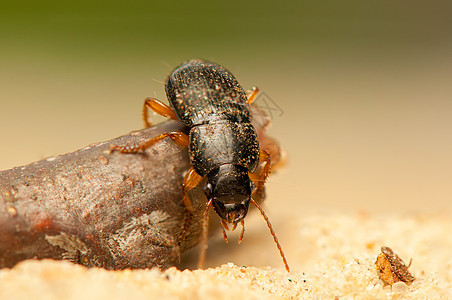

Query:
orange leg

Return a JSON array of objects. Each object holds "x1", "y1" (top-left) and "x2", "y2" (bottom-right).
[
  {"x1": 110, "y1": 131, "x2": 189, "y2": 153},
  {"x1": 181, "y1": 167, "x2": 203, "y2": 212},
  {"x1": 249, "y1": 149, "x2": 271, "y2": 196},
  {"x1": 246, "y1": 87, "x2": 259, "y2": 105},
  {"x1": 143, "y1": 97, "x2": 178, "y2": 128},
  {"x1": 198, "y1": 199, "x2": 213, "y2": 269},
  {"x1": 178, "y1": 210, "x2": 194, "y2": 243},
  {"x1": 178, "y1": 168, "x2": 204, "y2": 243}
]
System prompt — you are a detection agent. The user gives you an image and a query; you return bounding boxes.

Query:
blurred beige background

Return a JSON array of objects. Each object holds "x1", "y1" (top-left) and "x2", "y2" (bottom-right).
[{"x1": 1, "y1": 0, "x2": 451, "y2": 217}]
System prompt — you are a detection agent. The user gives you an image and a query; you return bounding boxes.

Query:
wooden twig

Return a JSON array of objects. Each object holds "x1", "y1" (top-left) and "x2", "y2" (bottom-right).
[{"x1": 0, "y1": 107, "x2": 281, "y2": 270}]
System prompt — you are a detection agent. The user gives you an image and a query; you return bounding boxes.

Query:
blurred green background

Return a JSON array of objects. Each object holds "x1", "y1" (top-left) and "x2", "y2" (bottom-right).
[{"x1": 1, "y1": 1, "x2": 451, "y2": 213}]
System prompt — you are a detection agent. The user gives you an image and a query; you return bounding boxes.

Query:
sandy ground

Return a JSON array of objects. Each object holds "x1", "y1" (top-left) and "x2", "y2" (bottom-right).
[
  {"x1": 1, "y1": 2, "x2": 451, "y2": 298},
  {"x1": 0, "y1": 209, "x2": 450, "y2": 299}
]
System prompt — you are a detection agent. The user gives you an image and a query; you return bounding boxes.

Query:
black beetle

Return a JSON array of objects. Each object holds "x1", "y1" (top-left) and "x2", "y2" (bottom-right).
[{"x1": 111, "y1": 59, "x2": 289, "y2": 271}]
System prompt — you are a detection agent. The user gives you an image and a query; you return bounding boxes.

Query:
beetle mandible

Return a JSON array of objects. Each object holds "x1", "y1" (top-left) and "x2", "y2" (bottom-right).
[{"x1": 111, "y1": 59, "x2": 289, "y2": 271}]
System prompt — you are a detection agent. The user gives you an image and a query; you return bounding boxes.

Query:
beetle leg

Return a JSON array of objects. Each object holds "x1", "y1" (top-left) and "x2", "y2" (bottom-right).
[
  {"x1": 249, "y1": 149, "x2": 271, "y2": 197},
  {"x1": 143, "y1": 97, "x2": 179, "y2": 128},
  {"x1": 246, "y1": 87, "x2": 259, "y2": 105},
  {"x1": 178, "y1": 168, "x2": 203, "y2": 244},
  {"x1": 259, "y1": 135, "x2": 287, "y2": 171},
  {"x1": 110, "y1": 131, "x2": 189, "y2": 153},
  {"x1": 178, "y1": 210, "x2": 194, "y2": 243},
  {"x1": 198, "y1": 198, "x2": 213, "y2": 269},
  {"x1": 182, "y1": 167, "x2": 203, "y2": 212}
]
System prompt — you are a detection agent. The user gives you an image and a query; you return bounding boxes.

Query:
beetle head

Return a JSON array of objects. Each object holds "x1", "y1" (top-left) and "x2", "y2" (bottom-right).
[{"x1": 204, "y1": 164, "x2": 253, "y2": 224}]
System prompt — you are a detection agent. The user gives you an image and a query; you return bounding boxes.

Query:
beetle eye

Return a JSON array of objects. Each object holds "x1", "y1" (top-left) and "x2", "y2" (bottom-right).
[{"x1": 204, "y1": 181, "x2": 213, "y2": 199}]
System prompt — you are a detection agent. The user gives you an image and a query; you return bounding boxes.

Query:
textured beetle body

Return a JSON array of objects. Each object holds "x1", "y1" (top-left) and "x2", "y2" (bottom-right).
[
  {"x1": 166, "y1": 59, "x2": 251, "y2": 126},
  {"x1": 111, "y1": 59, "x2": 290, "y2": 271},
  {"x1": 189, "y1": 122, "x2": 259, "y2": 177},
  {"x1": 165, "y1": 59, "x2": 260, "y2": 177}
]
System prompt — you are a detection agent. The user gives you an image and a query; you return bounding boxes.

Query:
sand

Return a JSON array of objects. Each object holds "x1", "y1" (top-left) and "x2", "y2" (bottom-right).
[{"x1": 1, "y1": 212, "x2": 450, "y2": 299}]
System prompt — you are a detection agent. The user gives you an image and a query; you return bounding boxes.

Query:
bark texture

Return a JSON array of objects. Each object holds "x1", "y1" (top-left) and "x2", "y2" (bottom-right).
[{"x1": 0, "y1": 107, "x2": 281, "y2": 270}]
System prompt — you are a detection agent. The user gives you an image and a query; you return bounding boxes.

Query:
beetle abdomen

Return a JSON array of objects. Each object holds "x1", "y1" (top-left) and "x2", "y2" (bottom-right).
[
  {"x1": 189, "y1": 121, "x2": 259, "y2": 177},
  {"x1": 165, "y1": 59, "x2": 250, "y2": 126}
]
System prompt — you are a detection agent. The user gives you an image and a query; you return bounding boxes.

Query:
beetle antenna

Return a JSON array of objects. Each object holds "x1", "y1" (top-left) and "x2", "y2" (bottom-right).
[
  {"x1": 198, "y1": 199, "x2": 213, "y2": 269},
  {"x1": 250, "y1": 197, "x2": 290, "y2": 272}
]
